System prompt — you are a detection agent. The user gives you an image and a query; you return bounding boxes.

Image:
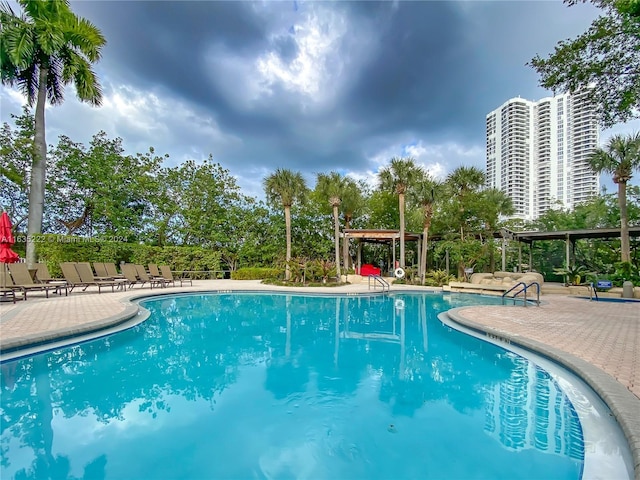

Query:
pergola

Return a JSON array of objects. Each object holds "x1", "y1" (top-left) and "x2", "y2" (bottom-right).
[
  {"x1": 343, "y1": 229, "x2": 422, "y2": 275},
  {"x1": 507, "y1": 226, "x2": 640, "y2": 271},
  {"x1": 344, "y1": 226, "x2": 640, "y2": 275}
]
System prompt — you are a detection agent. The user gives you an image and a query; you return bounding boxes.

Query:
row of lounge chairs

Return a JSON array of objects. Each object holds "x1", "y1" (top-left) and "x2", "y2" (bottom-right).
[{"x1": 0, "y1": 262, "x2": 193, "y2": 302}]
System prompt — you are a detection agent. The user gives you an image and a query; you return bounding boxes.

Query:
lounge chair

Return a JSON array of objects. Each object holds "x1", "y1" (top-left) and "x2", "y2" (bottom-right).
[
  {"x1": 135, "y1": 264, "x2": 167, "y2": 288},
  {"x1": 0, "y1": 271, "x2": 24, "y2": 302},
  {"x1": 160, "y1": 265, "x2": 192, "y2": 287},
  {"x1": 77, "y1": 261, "x2": 95, "y2": 275},
  {"x1": 34, "y1": 263, "x2": 62, "y2": 282},
  {"x1": 34, "y1": 263, "x2": 69, "y2": 295},
  {"x1": 93, "y1": 262, "x2": 108, "y2": 277},
  {"x1": 121, "y1": 263, "x2": 144, "y2": 288},
  {"x1": 104, "y1": 262, "x2": 125, "y2": 279},
  {"x1": 0, "y1": 286, "x2": 17, "y2": 303},
  {"x1": 8, "y1": 263, "x2": 59, "y2": 298},
  {"x1": 148, "y1": 264, "x2": 164, "y2": 278},
  {"x1": 60, "y1": 262, "x2": 112, "y2": 293},
  {"x1": 75, "y1": 263, "x2": 127, "y2": 292}
]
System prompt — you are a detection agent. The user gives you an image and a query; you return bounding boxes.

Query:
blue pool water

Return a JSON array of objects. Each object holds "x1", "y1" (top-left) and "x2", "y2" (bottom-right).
[{"x1": 0, "y1": 292, "x2": 585, "y2": 479}]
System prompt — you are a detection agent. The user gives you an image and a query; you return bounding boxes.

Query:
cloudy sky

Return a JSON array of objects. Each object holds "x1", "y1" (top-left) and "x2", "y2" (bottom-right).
[{"x1": 1, "y1": 0, "x2": 638, "y2": 198}]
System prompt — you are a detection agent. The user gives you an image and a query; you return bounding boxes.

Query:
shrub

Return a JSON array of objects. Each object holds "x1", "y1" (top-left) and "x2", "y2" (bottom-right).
[
  {"x1": 608, "y1": 261, "x2": 640, "y2": 287},
  {"x1": 232, "y1": 267, "x2": 282, "y2": 280},
  {"x1": 31, "y1": 234, "x2": 222, "y2": 278},
  {"x1": 425, "y1": 269, "x2": 456, "y2": 287}
]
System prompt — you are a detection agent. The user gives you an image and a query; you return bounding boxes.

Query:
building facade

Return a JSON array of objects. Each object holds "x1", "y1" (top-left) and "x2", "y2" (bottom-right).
[{"x1": 486, "y1": 91, "x2": 599, "y2": 220}]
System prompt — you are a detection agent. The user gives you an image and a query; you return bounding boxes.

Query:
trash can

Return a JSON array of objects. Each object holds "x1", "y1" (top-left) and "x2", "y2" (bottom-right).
[{"x1": 622, "y1": 280, "x2": 634, "y2": 299}]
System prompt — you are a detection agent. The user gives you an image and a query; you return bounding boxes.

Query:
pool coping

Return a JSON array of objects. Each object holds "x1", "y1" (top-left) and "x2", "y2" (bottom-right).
[{"x1": 446, "y1": 306, "x2": 640, "y2": 480}]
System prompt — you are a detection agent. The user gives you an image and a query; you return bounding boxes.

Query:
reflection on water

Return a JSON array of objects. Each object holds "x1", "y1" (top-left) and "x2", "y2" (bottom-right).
[
  {"x1": 484, "y1": 356, "x2": 584, "y2": 460},
  {"x1": 1, "y1": 293, "x2": 584, "y2": 479}
]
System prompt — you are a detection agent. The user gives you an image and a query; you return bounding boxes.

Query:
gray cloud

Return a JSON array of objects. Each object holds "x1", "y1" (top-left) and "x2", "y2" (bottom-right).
[{"x1": 3, "y1": 0, "x2": 622, "y2": 198}]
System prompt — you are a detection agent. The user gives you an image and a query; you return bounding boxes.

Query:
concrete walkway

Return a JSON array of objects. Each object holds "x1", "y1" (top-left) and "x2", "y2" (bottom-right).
[{"x1": 1, "y1": 280, "x2": 639, "y2": 477}]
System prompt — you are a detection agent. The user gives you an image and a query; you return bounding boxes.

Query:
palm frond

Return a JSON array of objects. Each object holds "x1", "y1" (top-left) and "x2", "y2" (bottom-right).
[{"x1": 14, "y1": 63, "x2": 39, "y2": 104}]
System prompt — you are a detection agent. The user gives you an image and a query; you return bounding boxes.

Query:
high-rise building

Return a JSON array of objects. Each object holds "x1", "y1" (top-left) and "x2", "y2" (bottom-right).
[{"x1": 486, "y1": 91, "x2": 599, "y2": 220}]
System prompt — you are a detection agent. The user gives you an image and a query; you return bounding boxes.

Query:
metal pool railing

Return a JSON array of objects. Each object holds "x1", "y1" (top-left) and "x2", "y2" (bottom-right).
[
  {"x1": 502, "y1": 281, "x2": 541, "y2": 306},
  {"x1": 368, "y1": 275, "x2": 389, "y2": 293}
]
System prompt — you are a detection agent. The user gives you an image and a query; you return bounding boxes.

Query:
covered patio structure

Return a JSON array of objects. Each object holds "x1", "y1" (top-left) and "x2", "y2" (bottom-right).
[
  {"x1": 343, "y1": 226, "x2": 639, "y2": 279},
  {"x1": 343, "y1": 229, "x2": 422, "y2": 277},
  {"x1": 511, "y1": 226, "x2": 640, "y2": 272}
]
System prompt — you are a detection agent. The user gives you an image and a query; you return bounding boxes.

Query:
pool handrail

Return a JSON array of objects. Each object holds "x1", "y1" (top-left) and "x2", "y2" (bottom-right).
[
  {"x1": 502, "y1": 281, "x2": 540, "y2": 306},
  {"x1": 368, "y1": 274, "x2": 389, "y2": 293}
]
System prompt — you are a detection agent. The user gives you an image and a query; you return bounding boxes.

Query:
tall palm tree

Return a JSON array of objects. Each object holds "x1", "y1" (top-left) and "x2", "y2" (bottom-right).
[
  {"x1": 412, "y1": 175, "x2": 441, "y2": 284},
  {"x1": 478, "y1": 188, "x2": 514, "y2": 272},
  {"x1": 378, "y1": 157, "x2": 422, "y2": 269},
  {"x1": 339, "y1": 177, "x2": 365, "y2": 272},
  {"x1": 445, "y1": 166, "x2": 485, "y2": 240},
  {"x1": 264, "y1": 168, "x2": 307, "y2": 281},
  {"x1": 315, "y1": 171, "x2": 346, "y2": 278},
  {"x1": 1, "y1": 0, "x2": 105, "y2": 267},
  {"x1": 588, "y1": 132, "x2": 640, "y2": 262}
]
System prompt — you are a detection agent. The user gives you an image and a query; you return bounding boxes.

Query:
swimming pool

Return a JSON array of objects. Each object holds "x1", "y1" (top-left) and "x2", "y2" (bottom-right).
[{"x1": 0, "y1": 292, "x2": 630, "y2": 479}]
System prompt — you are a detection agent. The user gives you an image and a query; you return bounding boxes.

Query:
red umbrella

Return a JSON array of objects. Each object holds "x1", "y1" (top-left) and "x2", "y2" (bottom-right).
[
  {"x1": 1, "y1": 212, "x2": 20, "y2": 290},
  {"x1": 0, "y1": 212, "x2": 20, "y2": 264}
]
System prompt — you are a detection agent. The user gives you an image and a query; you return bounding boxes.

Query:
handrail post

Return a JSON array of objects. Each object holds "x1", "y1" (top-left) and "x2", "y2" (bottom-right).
[
  {"x1": 502, "y1": 281, "x2": 539, "y2": 307},
  {"x1": 368, "y1": 274, "x2": 389, "y2": 293}
]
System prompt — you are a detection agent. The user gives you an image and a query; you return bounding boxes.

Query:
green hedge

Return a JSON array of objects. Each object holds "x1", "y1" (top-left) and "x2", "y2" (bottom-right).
[
  {"x1": 231, "y1": 267, "x2": 282, "y2": 280},
  {"x1": 29, "y1": 234, "x2": 221, "y2": 277}
]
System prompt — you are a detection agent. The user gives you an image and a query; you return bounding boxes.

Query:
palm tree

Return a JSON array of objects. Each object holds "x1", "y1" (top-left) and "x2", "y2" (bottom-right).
[
  {"x1": 588, "y1": 133, "x2": 640, "y2": 263},
  {"x1": 412, "y1": 175, "x2": 441, "y2": 284},
  {"x1": 264, "y1": 168, "x2": 307, "y2": 280},
  {"x1": 445, "y1": 166, "x2": 485, "y2": 240},
  {"x1": 315, "y1": 172, "x2": 346, "y2": 278},
  {"x1": 1, "y1": 0, "x2": 105, "y2": 267},
  {"x1": 478, "y1": 188, "x2": 514, "y2": 272},
  {"x1": 378, "y1": 157, "x2": 422, "y2": 269}
]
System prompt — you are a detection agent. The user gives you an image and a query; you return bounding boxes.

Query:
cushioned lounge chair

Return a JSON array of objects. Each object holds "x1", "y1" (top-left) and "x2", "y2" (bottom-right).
[{"x1": 8, "y1": 263, "x2": 59, "y2": 298}]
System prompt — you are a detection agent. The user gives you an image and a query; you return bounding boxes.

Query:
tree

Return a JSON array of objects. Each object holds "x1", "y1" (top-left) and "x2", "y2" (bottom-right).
[
  {"x1": 529, "y1": 0, "x2": 640, "y2": 127},
  {"x1": 588, "y1": 132, "x2": 640, "y2": 262},
  {"x1": 445, "y1": 166, "x2": 485, "y2": 240},
  {"x1": 314, "y1": 172, "x2": 347, "y2": 278},
  {"x1": 477, "y1": 188, "x2": 514, "y2": 272},
  {"x1": 339, "y1": 177, "x2": 366, "y2": 271},
  {"x1": 0, "y1": 107, "x2": 34, "y2": 229},
  {"x1": 1, "y1": 0, "x2": 105, "y2": 266},
  {"x1": 378, "y1": 157, "x2": 422, "y2": 269},
  {"x1": 263, "y1": 168, "x2": 307, "y2": 280},
  {"x1": 411, "y1": 175, "x2": 441, "y2": 283},
  {"x1": 47, "y1": 132, "x2": 163, "y2": 239}
]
